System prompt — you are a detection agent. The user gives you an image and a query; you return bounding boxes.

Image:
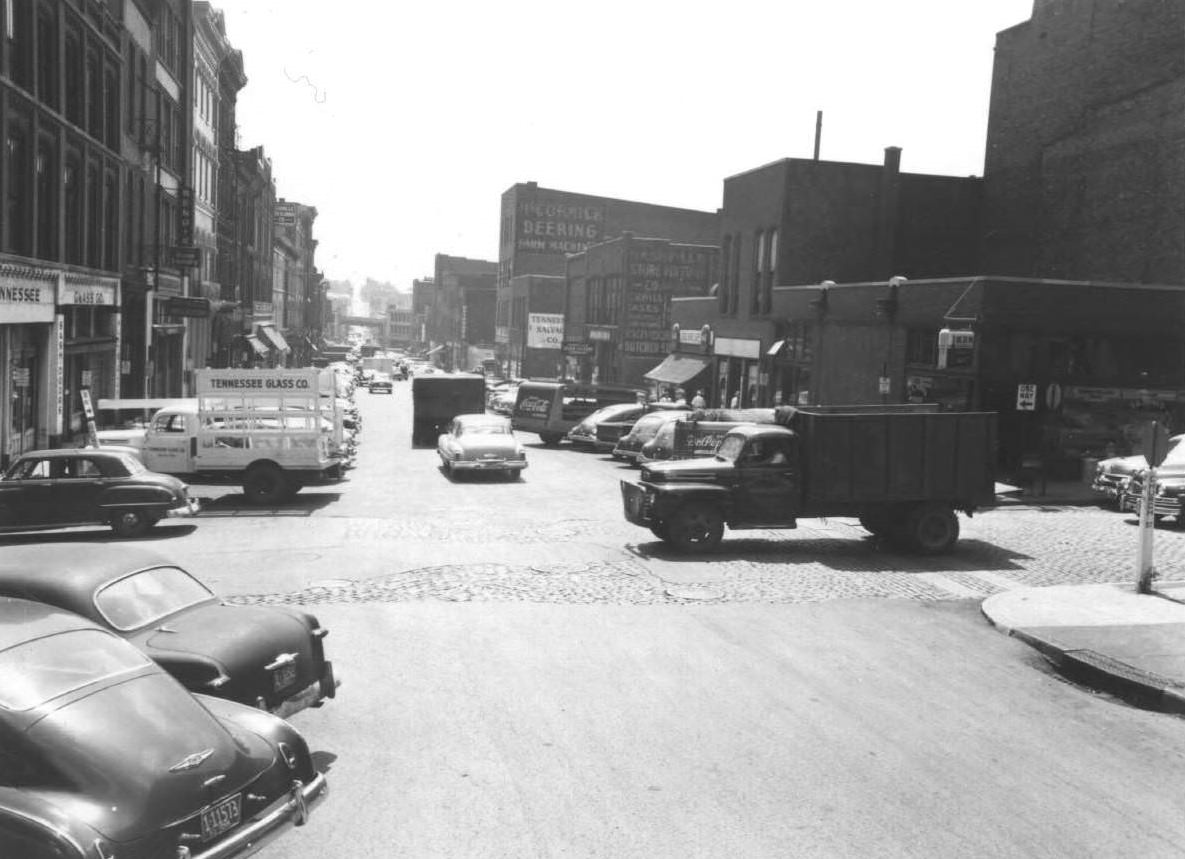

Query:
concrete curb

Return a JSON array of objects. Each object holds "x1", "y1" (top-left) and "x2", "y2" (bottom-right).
[{"x1": 984, "y1": 614, "x2": 1185, "y2": 717}]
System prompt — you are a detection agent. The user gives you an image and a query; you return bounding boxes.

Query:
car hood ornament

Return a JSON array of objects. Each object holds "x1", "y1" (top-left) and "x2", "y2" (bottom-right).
[{"x1": 169, "y1": 748, "x2": 215, "y2": 772}]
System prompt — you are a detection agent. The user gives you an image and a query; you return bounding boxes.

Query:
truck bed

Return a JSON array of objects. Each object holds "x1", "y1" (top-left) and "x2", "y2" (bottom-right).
[{"x1": 782, "y1": 406, "x2": 997, "y2": 508}]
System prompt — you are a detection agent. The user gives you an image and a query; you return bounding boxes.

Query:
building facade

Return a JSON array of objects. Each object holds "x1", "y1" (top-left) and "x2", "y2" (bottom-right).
[
  {"x1": 496, "y1": 182, "x2": 719, "y2": 378},
  {"x1": 981, "y1": 0, "x2": 1185, "y2": 283},
  {"x1": 564, "y1": 235, "x2": 719, "y2": 390},
  {"x1": 429, "y1": 254, "x2": 496, "y2": 371}
]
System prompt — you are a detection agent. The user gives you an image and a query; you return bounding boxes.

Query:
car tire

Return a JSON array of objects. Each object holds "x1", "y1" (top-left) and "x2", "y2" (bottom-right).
[
  {"x1": 243, "y1": 464, "x2": 288, "y2": 505},
  {"x1": 110, "y1": 509, "x2": 153, "y2": 538},
  {"x1": 667, "y1": 504, "x2": 724, "y2": 553}
]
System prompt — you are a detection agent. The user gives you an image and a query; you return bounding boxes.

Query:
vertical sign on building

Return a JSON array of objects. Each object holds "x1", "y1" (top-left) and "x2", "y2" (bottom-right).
[
  {"x1": 177, "y1": 186, "x2": 195, "y2": 246},
  {"x1": 54, "y1": 315, "x2": 64, "y2": 435}
]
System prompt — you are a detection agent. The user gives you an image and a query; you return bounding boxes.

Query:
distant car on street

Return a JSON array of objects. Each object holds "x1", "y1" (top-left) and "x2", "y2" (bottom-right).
[
  {"x1": 368, "y1": 374, "x2": 394, "y2": 394},
  {"x1": 0, "y1": 545, "x2": 338, "y2": 719},
  {"x1": 0, "y1": 447, "x2": 198, "y2": 538},
  {"x1": 0, "y1": 596, "x2": 326, "y2": 858},
  {"x1": 437, "y1": 413, "x2": 528, "y2": 480}
]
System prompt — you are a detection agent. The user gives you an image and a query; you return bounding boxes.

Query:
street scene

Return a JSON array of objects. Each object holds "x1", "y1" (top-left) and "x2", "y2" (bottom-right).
[{"x1": 2, "y1": 0, "x2": 1185, "y2": 856}]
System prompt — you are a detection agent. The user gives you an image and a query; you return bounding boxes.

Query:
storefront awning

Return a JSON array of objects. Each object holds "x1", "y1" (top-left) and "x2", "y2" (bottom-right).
[
  {"x1": 424, "y1": 344, "x2": 445, "y2": 356},
  {"x1": 644, "y1": 353, "x2": 712, "y2": 385},
  {"x1": 257, "y1": 324, "x2": 290, "y2": 353},
  {"x1": 245, "y1": 335, "x2": 269, "y2": 356},
  {"x1": 766, "y1": 339, "x2": 785, "y2": 357}
]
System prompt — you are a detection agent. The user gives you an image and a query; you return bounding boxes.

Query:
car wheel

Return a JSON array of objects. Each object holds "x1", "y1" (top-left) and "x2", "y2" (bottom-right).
[
  {"x1": 667, "y1": 504, "x2": 724, "y2": 552},
  {"x1": 243, "y1": 464, "x2": 288, "y2": 505},
  {"x1": 903, "y1": 503, "x2": 960, "y2": 555},
  {"x1": 110, "y1": 509, "x2": 152, "y2": 538}
]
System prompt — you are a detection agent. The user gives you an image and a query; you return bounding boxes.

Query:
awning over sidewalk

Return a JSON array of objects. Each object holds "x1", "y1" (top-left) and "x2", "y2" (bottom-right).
[
  {"x1": 644, "y1": 353, "x2": 711, "y2": 385},
  {"x1": 245, "y1": 335, "x2": 269, "y2": 356},
  {"x1": 257, "y1": 324, "x2": 290, "y2": 353}
]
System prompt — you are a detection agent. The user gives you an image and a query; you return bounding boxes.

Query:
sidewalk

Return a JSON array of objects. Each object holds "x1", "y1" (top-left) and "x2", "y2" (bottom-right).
[{"x1": 982, "y1": 581, "x2": 1185, "y2": 716}]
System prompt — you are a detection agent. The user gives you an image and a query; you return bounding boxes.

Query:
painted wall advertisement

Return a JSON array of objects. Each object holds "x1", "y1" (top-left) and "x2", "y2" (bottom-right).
[
  {"x1": 526, "y1": 313, "x2": 564, "y2": 349},
  {"x1": 623, "y1": 246, "x2": 713, "y2": 357},
  {"x1": 515, "y1": 196, "x2": 605, "y2": 256}
]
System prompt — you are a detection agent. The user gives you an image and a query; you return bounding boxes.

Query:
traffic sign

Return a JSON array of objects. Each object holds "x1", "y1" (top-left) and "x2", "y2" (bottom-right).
[{"x1": 1016, "y1": 383, "x2": 1037, "y2": 411}]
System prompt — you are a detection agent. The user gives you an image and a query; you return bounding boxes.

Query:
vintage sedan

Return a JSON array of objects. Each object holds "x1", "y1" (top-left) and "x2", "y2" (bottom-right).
[
  {"x1": 438, "y1": 413, "x2": 528, "y2": 480},
  {"x1": 0, "y1": 545, "x2": 338, "y2": 719},
  {"x1": 1092, "y1": 434, "x2": 1185, "y2": 507},
  {"x1": 566, "y1": 402, "x2": 648, "y2": 450},
  {"x1": 0, "y1": 597, "x2": 326, "y2": 859},
  {"x1": 368, "y1": 374, "x2": 394, "y2": 394},
  {"x1": 0, "y1": 447, "x2": 198, "y2": 537},
  {"x1": 613, "y1": 409, "x2": 692, "y2": 463},
  {"x1": 1119, "y1": 438, "x2": 1185, "y2": 521}
]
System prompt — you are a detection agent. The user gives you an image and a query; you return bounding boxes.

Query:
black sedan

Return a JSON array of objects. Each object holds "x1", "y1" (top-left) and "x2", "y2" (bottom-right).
[
  {"x1": 0, "y1": 545, "x2": 338, "y2": 719},
  {"x1": 368, "y1": 374, "x2": 394, "y2": 394},
  {"x1": 0, "y1": 597, "x2": 326, "y2": 858},
  {"x1": 0, "y1": 447, "x2": 198, "y2": 537}
]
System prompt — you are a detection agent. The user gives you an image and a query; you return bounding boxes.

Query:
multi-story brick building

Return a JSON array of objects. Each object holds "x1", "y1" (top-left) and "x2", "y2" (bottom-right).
[
  {"x1": 429, "y1": 254, "x2": 496, "y2": 371},
  {"x1": 981, "y1": 0, "x2": 1184, "y2": 283},
  {"x1": 0, "y1": 0, "x2": 126, "y2": 463},
  {"x1": 496, "y1": 182, "x2": 719, "y2": 378}
]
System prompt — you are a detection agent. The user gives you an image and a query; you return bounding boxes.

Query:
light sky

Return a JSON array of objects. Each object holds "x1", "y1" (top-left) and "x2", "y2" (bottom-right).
[{"x1": 214, "y1": 0, "x2": 1035, "y2": 289}]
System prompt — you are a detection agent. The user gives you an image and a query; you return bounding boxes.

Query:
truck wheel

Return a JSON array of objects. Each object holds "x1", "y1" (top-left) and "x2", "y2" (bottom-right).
[
  {"x1": 539, "y1": 432, "x2": 564, "y2": 446},
  {"x1": 905, "y1": 504, "x2": 960, "y2": 555},
  {"x1": 110, "y1": 509, "x2": 153, "y2": 538},
  {"x1": 243, "y1": 465, "x2": 288, "y2": 505},
  {"x1": 667, "y1": 504, "x2": 724, "y2": 553}
]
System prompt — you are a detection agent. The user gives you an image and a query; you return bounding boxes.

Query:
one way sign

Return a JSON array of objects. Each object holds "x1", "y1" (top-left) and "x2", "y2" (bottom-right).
[{"x1": 1016, "y1": 383, "x2": 1037, "y2": 411}]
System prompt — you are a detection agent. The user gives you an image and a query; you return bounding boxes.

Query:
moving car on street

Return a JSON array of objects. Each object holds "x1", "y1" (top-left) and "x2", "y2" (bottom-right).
[
  {"x1": 438, "y1": 413, "x2": 528, "y2": 480},
  {"x1": 0, "y1": 597, "x2": 326, "y2": 858},
  {"x1": 0, "y1": 545, "x2": 338, "y2": 719},
  {"x1": 0, "y1": 447, "x2": 198, "y2": 537}
]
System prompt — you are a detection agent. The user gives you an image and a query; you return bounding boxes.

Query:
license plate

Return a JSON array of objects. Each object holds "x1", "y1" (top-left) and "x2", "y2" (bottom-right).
[
  {"x1": 201, "y1": 793, "x2": 242, "y2": 841},
  {"x1": 273, "y1": 662, "x2": 298, "y2": 691}
]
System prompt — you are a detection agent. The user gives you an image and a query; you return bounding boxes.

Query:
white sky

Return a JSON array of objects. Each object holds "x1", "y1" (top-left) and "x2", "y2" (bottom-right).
[{"x1": 214, "y1": 0, "x2": 1035, "y2": 289}]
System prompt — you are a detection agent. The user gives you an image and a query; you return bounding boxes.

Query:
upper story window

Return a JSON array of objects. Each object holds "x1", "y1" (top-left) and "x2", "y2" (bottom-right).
[
  {"x1": 750, "y1": 230, "x2": 765, "y2": 315},
  {"x1": 761, "y1": 228, "x2": 777, "y2": 315}
]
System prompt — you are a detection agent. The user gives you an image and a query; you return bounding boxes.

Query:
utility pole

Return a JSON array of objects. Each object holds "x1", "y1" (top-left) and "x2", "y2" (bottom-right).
[{"x1": 1136, "y1": 419, "x2": 1170, "y2": 594}]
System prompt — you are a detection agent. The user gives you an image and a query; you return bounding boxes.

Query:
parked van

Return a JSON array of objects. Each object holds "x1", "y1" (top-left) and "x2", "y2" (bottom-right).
[{"x1": 511, "y1": 381, "x2": 647, "y2": 445}]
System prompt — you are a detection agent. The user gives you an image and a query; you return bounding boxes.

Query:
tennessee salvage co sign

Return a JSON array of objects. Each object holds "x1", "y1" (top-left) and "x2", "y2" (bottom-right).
[
  {"x1": 526, "y1": 313, "x2": 564, "y2": 349},
  {"x1": 515, "y1": 194, "x2": 604, "y2": 256}
]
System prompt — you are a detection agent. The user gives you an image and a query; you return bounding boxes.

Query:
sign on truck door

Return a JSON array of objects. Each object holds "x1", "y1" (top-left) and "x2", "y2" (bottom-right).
[{"x1": 143, "y1": 410, "x2": 193, "y2": 473}]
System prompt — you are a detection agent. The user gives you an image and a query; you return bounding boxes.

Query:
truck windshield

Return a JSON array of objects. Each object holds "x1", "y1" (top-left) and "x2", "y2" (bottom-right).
[{"x1": 716, "y1": 435, "x2": 745, "y2": 462}]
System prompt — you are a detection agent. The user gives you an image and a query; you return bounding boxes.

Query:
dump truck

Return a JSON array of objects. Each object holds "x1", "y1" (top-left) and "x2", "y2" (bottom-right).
[{"x1": 621, "y1": 404, "x2": 997, "y2": 554}]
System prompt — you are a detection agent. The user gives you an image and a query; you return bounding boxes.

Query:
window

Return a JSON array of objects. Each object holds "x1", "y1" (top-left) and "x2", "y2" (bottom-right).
[
  {"x1": 718, "y1": 235, "x2": 732, "y2": 314},
  {"x1": 104, "y1": 173, "x2": 118, "y2": 270},
  {"x1": 34, "y1": 137, "x2": 55, "y2": 259},
  {"x1": 35, "y1": 3, "x2": 56, "y2": 107},
  {"x1": 86, "y1": 163, "x2": 99, "y2": 268},
  {"x1": 751, "y1": 230, "x2": 765, "y2": 315},
  {"x1": 64, "y1": 29, "x2": 83, "y2": 125},
  {"x1": 8, "y1": 0, "x2": 33, "y2": 90},
  {"x1": 763, "y1": 229, "x2": 777, "y2": 315},
  {"x1": 5, "y1": 130, "x2": 31, "y2": 255},
  {"x1": 87, "y1": 51, "x2": 101, "y2": 140},
  {"x1": 728, "y1": 233, "x2": 741, "y2": 315},
  {"x1": 63, "y1": 156, "x2": 81, "y2": 264},
  {"x1": 906, "y1": 328, "x2": 938, "y2": 366}
]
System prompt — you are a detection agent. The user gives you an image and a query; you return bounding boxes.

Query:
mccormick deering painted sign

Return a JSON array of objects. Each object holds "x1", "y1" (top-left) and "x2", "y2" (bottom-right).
[{"x1": 514, "y1": 193, "x2": 605, "y2": 256}]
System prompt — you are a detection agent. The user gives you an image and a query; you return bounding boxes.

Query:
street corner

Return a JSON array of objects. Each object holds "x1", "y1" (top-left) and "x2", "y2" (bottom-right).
[{"x1": 982, "y1": 582, "x2": 1185, "y2": 634}]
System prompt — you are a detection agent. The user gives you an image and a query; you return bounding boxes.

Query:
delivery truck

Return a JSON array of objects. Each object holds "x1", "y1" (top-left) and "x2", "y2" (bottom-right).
[
  {"x1": 411, "y1": 373, "x2": 487, "y2": 446},
  {"x1": 98, "y1": 369, "x2": 345, "y2": 504},
  {"x1": 621, "y1": 404, "x2": 997, "y2": 554}
]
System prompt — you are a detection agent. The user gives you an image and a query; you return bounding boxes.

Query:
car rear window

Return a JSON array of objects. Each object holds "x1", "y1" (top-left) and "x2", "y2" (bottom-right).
[
  {"x1": 96, "y1": 566, "x2": 216, "y2": 631},
  {"x1": 0, "y1": 629, "x2": 151, "y2": 710}
]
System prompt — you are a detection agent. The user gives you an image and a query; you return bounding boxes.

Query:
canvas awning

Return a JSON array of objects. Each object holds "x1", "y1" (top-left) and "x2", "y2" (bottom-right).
[
  {"x1": 245, "y1": 335, "x2": 269, "y2": 356},
  {"x1": 257, "y1": 324, "x2": 290, "y2": 353},
  {"x1": 643, "y1": 353, "x2": 711, "y2": 385},
  {"x1": 766, "y1": 339, "x2": 786, "y2": 357}
]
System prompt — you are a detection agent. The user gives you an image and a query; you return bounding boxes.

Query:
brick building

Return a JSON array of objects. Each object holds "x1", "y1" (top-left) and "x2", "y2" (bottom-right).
[
  {"x1": 427, "y1": 254, "x2": 496, "y2": 371},
  {"x1": 496, "y1": 182, "x2": 719, "y2": 378},
  {"x1": 981, "y1": 0, "x2": 1185, "y2": 282}
]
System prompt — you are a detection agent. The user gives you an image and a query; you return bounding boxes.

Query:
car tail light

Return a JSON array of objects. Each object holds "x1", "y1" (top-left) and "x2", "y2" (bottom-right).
[{"x1": 279, "y1": 742, "x2": 300, "y2": 770}]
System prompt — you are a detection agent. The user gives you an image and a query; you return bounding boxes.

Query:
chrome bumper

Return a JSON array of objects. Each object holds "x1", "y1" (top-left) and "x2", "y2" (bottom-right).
[
  {"x1": 188, "y1": 772, "x2": 328, "y2": 859},
  {"x1": 272, "y1": 661, "x2": 339, "y2": 721},
  {"x1": 452, "y1": 460, "x2": 528, "y2": 471},
  {"x1": 168, "y1": 497, "x2": 202, "y2": 518}
]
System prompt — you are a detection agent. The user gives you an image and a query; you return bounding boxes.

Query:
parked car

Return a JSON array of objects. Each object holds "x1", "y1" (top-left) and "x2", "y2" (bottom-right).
[
  {"x1": 488, "y1": 382, "x2": 521, "y2": 416},
  {"x1": 0, "y1": 545, "x2": 338, "y2": 718},
  {"x1": 613, "y1": 409, "x2": 693, "y2": 463},
  {"x1": 566, "y1": 402, "x2": 648, "y2": 450},
  {"x1": 1092, "y1": 434, "x2": 1185, "y2": 507},
  {"x1": 0, "y1": 448, "x2": 198, "y2": 538},
  {"x1": 1118, "y1": 436, "x2": 1185, "y2": 520},
  {"x1": 437, "y1": 413, "x2": 528, "y2": 480},
  {"x1": 0, "y1": 596, "x2": 326, "y2": 858},
  {"x1": 368, "y1": 374, "x2": 394, "y2": 394},
  {"x1": 637, "y1": 409, "x2": 778, "y2": 464}
]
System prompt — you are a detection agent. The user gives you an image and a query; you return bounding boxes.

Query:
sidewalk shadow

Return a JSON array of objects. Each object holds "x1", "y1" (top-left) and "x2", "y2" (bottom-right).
[
  {"x1": 0, "y1": 523, "x2": 200, "y2": 545},
  {"x1": 195, "y1": 493, "x2": 341, "y2": 517},
  {"x1": 627, "y1": 534, "x2": 1032, "y2": 573}
]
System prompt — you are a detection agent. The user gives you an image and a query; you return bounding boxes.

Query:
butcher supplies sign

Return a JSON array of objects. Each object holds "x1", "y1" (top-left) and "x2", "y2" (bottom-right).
[{"x1": 526, "y1": 313, "x2": 564, "y2": 350}]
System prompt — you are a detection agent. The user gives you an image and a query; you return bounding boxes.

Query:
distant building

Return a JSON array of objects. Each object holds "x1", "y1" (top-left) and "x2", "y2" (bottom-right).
[
  {"x1": 496, "y1": 182, "x2": 719, "y2": 378},
  {"x1": 429, "y1": 255, "x2": 496, "y2": 371}
]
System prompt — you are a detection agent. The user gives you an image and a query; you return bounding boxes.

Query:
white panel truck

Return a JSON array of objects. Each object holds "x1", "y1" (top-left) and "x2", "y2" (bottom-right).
[{"x1": 127, "y1": 369, "x2": 345, "y2": 505}]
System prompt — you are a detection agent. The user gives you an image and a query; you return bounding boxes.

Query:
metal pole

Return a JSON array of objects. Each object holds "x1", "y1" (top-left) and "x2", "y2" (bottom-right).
[{"x1": 1136, "y1": 466, "x2": 1157, "y2": 593}]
